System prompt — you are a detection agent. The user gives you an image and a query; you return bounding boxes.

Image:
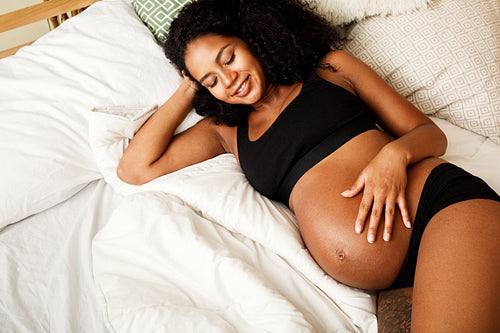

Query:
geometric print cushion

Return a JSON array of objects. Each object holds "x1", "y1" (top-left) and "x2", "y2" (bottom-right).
[
  {"x1": 343, "y1": 0, "x2": 500, "y2": 144},
  {"x1": 132, "y1": 0, "x2": 192, "y2": 45}
]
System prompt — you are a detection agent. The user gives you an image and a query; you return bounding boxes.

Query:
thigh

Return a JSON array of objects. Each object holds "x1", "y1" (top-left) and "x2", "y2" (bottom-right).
[
  {"x1": 411, "y1": 199, "x2": 500, "y2": 333},
  {"x1": 377, "y1": 287, "x2": 413, "y2": 333}
]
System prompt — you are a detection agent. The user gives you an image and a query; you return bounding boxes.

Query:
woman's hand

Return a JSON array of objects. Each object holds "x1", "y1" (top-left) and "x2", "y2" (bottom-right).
[
  {"x1": 180, "y1": 70, "x2": 199, "y2": 92},
  {"x1": 341, "y1": 143, "x2": 412, "y2": 243},
  {"x1": 322, "y1": 51, "x2": 447, "y2": 243},
  {"x1": 118, "y1": 69, "x2": 204, "y2": 185}
]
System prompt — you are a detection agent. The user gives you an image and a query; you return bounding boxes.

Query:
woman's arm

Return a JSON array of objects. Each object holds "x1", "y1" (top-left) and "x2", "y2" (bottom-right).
[
  {"x1": 321, "y1": 50, "x2": 447, "y2": 242},
  {"x1": 322, "y1": 50, "x2": 447, "y2": 149},
  {"x1": 117, "y1": 78, "x2": 227, "y2": 185}
]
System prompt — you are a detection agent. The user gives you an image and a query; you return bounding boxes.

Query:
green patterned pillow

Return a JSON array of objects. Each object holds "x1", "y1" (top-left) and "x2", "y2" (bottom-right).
[{"x1": 132, "y1": 0, "x2": 192, "y2": 45}]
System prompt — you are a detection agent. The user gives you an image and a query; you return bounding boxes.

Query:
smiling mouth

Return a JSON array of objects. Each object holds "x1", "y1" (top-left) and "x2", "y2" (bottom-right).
[{"x1": 234, "y1": 76, "x2": 249, "y2": 96}]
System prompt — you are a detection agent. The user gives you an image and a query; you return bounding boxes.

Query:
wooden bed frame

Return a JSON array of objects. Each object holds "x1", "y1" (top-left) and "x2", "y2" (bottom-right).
[{"x1": 0, "y1": 0, "x2": 101, "y2": 59}]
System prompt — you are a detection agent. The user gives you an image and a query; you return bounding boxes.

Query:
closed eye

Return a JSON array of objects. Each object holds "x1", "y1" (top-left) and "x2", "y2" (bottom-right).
[
  {"x1": 224, "y1": 53, "x2": 235, "y2": 66},
  {"x1": 207, "y1": 53, "x2": 234, "y2": 88},
  {"x1": 209, "y1": 77, "x2": 218, "y2": 88}
]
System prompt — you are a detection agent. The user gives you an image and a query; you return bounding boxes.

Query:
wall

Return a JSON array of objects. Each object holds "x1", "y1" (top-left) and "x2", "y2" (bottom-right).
[{"x1": 0, "y1": 0, "x2": 51, "y2": 51}]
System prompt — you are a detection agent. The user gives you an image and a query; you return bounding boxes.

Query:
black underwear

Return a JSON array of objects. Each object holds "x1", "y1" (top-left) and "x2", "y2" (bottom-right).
[{"x1": 388, "y1": 163, "x2": 500, "y2": 290}]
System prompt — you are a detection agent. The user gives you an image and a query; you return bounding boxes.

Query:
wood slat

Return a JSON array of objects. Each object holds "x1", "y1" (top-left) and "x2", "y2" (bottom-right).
[
  {"x1": 0, "y1": 0, "x2": 101, "y2": 33},
  {"x1": 0, "y1": 41, "x2": 34, "y2": 59}
]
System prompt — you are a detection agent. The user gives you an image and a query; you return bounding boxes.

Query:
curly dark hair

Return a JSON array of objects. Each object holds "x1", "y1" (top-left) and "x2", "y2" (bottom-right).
[{"x1": 164, "y1": 0, "x2": 343, "y2": 126}]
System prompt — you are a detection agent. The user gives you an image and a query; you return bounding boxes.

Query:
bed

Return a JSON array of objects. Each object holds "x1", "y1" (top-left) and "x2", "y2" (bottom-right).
[{"x1": 0, "y1": 0, "x2": 498, "y2": 332}]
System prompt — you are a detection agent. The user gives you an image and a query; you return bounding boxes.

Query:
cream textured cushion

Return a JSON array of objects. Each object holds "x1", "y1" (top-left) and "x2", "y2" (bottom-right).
[
  {"x1": 343, "y1": 0, "x2": 500, "y2": 144},
  {"x1": 308, "y1": 0, "x2": 432, "y2": 26}
]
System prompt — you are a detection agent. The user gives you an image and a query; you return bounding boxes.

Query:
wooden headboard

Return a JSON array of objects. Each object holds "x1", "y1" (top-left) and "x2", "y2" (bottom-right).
[{"x1": 0, "y1": 0, "x2": 101, "y2": 59}]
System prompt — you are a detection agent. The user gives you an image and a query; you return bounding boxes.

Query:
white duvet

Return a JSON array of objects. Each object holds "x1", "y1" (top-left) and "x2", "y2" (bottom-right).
[
  {"x1": 89, "y1": 106, "x2": 378, "y2": 333},
  {"x1": 94, "y1": 192, "x2": 365, "y2": 333}
]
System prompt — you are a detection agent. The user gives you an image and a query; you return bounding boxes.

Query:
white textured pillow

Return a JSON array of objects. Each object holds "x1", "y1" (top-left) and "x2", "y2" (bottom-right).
[
  {"x1": 0, "y1": 0, "x2": 180, "y2": 227},
  {"x1": 343, "y1": 0, "x2": 500, "y2": 144},
  {"x1": 307, "y1": 0, "x2": 432, "y2": 26},
  {"x1": 89, "y1": 104, "x2": 202, "y2": 195}
]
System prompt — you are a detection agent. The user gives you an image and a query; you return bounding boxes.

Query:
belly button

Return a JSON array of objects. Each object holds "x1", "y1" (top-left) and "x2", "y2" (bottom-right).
[{"x1": 336, "y1": 249, "x2": 346, "y2": 260}]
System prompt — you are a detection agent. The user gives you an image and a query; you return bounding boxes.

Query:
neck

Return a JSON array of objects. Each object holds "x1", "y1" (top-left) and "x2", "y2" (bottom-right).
[{"x1": 252, "y1": 82, "x2": 301, "y2": 114}]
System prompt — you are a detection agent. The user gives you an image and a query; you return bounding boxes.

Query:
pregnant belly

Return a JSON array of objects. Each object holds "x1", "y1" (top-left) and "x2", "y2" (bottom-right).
[{"x1": 288, "y1": 131, "x2": 442, "y2": 290}]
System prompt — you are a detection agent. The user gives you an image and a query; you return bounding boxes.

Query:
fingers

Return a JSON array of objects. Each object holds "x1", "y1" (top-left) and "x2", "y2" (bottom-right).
[
  {"x1": 383, "y1": 193, "x2": 396, "y2": 242},
  {"x1": 342, "y1": 176, "x2": 365, "y2": 198},
  {"x1": 177, "y1": 69, "x2": 188, "y2": 79},
  {"x1": 180, "y1": 71, "x2": 199, "y2": 92},
  {"x1": 346, "y1": 171, "x2": 412, "y2": 243},
  {"x1": 366, "y1": 195, "x2": 385, "y2": 243},
  {"x1": 397, "y1": 194, "x2": 412, "y2": 229},
  {"x1": 355, "y1": 191, "x2": 411, "y2": 244},
  {"x1": 354, "y1": 191, "x2": 372, "y2": 235},
  {"x1": 354, "y1": 183, "x2": 390, "y2": 243}
]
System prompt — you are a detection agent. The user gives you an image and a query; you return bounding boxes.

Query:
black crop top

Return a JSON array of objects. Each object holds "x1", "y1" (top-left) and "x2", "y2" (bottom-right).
[{"x1": 237, "y1": 70, "x2": 378, "y2": 206}]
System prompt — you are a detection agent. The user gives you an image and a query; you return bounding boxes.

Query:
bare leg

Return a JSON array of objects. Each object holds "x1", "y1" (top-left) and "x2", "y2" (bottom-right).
[
  {"x1": 377, "y1": 287, "x2": 413, "y2": 333},
  {"x1": 411, "y1": 199, "x2": 500, "y2": 332}
]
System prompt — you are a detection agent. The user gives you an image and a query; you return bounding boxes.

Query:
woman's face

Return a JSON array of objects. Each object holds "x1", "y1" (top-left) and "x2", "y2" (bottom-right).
[{"x1": 185, "y1": 34, "x2": 268, "y2": 106}]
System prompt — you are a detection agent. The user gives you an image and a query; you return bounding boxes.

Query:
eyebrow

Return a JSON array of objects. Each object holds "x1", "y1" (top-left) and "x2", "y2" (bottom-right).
[{"x1": 199, "y1": 43, "x2": 231, "y2": 85}]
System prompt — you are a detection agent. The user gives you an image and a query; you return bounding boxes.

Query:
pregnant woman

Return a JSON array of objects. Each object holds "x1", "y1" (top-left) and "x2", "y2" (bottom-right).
[{"x1": 118, "y1": 0, "x2": 500, "y2": 331}]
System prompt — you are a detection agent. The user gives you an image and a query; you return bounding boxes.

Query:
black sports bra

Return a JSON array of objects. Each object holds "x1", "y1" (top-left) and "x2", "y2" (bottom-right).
[{"x1": 237, "y1": 70, "x2": 378, "y2": 206}]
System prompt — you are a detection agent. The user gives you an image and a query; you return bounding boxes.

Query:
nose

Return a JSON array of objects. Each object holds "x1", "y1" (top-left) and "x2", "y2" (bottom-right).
[{"x1": 219, "y1": 68, "x2": 237, "y2": 88}]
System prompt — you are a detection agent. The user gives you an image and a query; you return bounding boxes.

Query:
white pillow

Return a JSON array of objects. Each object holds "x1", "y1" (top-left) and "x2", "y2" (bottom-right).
[
  {"x1": 0, "y1": 0, "x2": 181, "y2": 227},
  {"x1": 89, "y1": 104, "x2": 203, "y2": 195},
  {"x1": 343, "y1": 0, "x2": 500, "y2": 144},
  {"x1": 307, "y1": 0, "x2": 432, "y2": 26}
]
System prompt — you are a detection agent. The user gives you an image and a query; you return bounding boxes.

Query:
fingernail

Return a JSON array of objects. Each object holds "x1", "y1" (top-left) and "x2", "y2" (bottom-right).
[
  {"x1": 405, "y1": 220, "x2": 412, "y2": 228},
  {"x1": 383, "y1": 232, "x2": 390, "y2": 242},
  {"x1": 368, "y1": 234, "x2": 375, "y2": 243},
  {"x1": 355, "y1": 224, "x2": 361, "y2": 234}
]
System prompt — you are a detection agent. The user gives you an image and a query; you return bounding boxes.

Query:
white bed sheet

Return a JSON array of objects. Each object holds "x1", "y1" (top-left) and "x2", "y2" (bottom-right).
[
  {"x1": 0, "y1": 180, "x2": 122, "y2": 333},
  {"x1": 432, "y1": 116, "x2": 500, "y2": 194}
]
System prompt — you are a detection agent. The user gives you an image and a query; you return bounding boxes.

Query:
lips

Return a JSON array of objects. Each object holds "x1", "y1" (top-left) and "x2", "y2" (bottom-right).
[{"x1": 233, "y1": 75, "x2": 250, "y2": 97}]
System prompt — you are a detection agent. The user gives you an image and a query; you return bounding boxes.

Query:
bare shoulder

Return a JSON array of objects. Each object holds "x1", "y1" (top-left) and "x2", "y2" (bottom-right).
[
  {"x1": 315, "y1": 50, "x2": 361, "y2": 94},
  {"x1": 198, "y1": 117, "x2": 238, "y2": 155},
  {"x1": 318, "y1": 50, "x2": 377, "y2": 85},
  {"x1": 321, "y1": 50, "x2": 371, "y2": 72},
  {"x1": 319, "y1": 49, "x2": 358, "y2": 69},
  {"x1": 316, "y1": 50, "x2": 437, "y2": 137}
]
